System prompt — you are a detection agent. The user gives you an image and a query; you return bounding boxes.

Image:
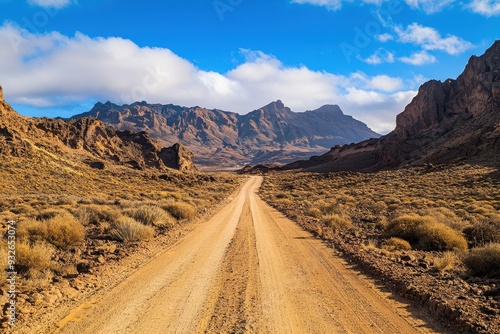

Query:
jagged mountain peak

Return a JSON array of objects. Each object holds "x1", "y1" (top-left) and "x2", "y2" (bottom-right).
[
  {"x1": 282, "y1": 41, "x2": 500, "y2": 172},
  {"x1": 73, "y1": 100, "x2": 380, "y2": 167}
]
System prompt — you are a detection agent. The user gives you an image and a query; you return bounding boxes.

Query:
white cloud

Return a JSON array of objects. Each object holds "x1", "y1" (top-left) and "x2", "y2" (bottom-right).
[
  {"x1": 290, "y1": 0, "x2": 392, "y2": 10},
  {"x1": 349, "y1": 72, "x2": 403, "y2": 92},
  {"x1": 0, "y1": 24, "x2": 418, "y2": 133},
  {"x1": 290, "y1": 0, "x2": 343, "y2": 11},
  {"x1": 28, "y1": 0, "x2": 74, "y2": 9},
  {"x1": 399, "y1": 50, "x2": 437, "y2": 65},
  {"x1": 405, "y1": 0, "x2": 455, "y2": 13},
  {"x1": 395, "y1": 23, "x2": 473, "y2": 55},
  {"x1": 362, "y1": 48, "x2": 395, "y2": 65},
  {"x1": 376, "y1": 33, "x2": 394, "y2": 42},
  {"x1": 469, "y1": 0, "x2": 500, "y2": 16}
]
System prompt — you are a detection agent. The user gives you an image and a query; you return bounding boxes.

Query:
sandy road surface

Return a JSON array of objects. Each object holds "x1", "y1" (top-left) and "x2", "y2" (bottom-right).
[{"x1": 56, "y1": 176, "x2": 438, "y2": 334}]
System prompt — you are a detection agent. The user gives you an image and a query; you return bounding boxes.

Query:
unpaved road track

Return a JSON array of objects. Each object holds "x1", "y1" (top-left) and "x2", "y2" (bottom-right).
[{"x1": 56, "y1": 176, "x2": 438, "y2": 334}]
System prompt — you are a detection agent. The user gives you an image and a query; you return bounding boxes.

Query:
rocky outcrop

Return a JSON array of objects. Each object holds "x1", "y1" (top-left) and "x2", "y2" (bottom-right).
[
  {"x1": 0, "y1": 91, "x2": 197, "y2": 172},
  {"x1": 73, "y1": 100, "x2": 380, "y2": 167},
  {"x1": 282, "y1": 41, "x2": 500, "y2": 172}
]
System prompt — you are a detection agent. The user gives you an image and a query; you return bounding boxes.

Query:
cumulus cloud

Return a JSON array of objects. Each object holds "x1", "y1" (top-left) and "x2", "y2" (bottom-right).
[
  {"x1": 0, "y1": 24, "x2": 418, "y2": 133},
  {"x1": 28, "y1": 0, "x2": 74, "y2": 9},
  {"x1": 469, "y1": 0, "x2": 500, "y2": 16},
  {"x1": 398, "y1": 50, "x2": 437, "y2": 65},
  {"x1": 362, "y1": 48, "x2": 395, "y2": 65},
  {"x1": 405, "y1": 0, "x2": 455, "y2": 13},
  {"x1": 395, "y1": 23, "x2": 473, "y2": 55},
  {"x1": 375, "y1": 33, "x2": 394, "y2": 42}
]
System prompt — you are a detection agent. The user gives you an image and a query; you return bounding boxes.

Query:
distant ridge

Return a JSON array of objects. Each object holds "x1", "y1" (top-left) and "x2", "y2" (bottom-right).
[
  {"x1": 281, "y1": 41, "x2": 500, "y2": 172},
  {"x1": 72, "y1": 100, "x2": 380, "y2": 167},
  {"x1": 0, "y1": 89, "x2": 197, "y2": 172}
]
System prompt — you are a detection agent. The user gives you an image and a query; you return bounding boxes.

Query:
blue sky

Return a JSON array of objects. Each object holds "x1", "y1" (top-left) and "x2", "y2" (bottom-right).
[{"x1": 0, "y1": 0, "x2": 499, "y2": 133}]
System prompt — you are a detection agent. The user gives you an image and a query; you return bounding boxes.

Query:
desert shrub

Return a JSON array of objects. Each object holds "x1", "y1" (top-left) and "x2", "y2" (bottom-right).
[
  {"x1": 425, "y1": 207, "x2": 468, "y2": 231},
  {"x1": 162, "y1": 202, "x2": 196, "y2": 221},
  {"x1": 18, "y1": 212, "x2": 85, "y2": 249},
  {"x1": 129, "y1": 205, "x2": 174, "y2": 226},
  {"x1": 35, "y1": 208, "x2": 66, "y2": 221},
  {"x1": 433, "y1": 252, "x2": 458, "y2": 272},
  {"x1": 110, "y1": 216, "x2": 154, "y2": 243},
  {"x1": 382, "y1": 237, "x2": 411, "y2": 251},
  {"x1": 81, "y1": 205, "x2": 121, "y2": 224},
  {"x1": 18, "y1": 219, "x2": 47, "y2": 244},
  {"x1": 317, "y1": 200, "x2": 337, "y2": 215},
  {"x1": 16, "y1": 242, "x2": 54, "y2": 274},
  {"x1": 321, "y1": 214, "x2": 352, "y2": 230},
  {"x1": 386, "y1": 214, "x2": 467, "y2": 251},
  {"x1": 45, "y1": 212, "x2": 85, "y2": 249},
  {"x1": 463, "y1": 221, "x2": 500, "y2": 247},
  {"x1": 10, "y1": 203, "x2": 35, "y2": 215},
  {"x1": 307, "y1": 207, "x2": 322, "y2": 218},
  {"x1": 462, "y1": 243, "x2": 500, "y2": 277},
  {"x1": 72, "y1": 206, "x2": 99, "y2": 225}
]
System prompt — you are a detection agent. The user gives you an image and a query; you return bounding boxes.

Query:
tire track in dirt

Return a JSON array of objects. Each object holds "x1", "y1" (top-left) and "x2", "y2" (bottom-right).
[{"x1": 196, "y1": 198, "x2": 262, "y2": 333}]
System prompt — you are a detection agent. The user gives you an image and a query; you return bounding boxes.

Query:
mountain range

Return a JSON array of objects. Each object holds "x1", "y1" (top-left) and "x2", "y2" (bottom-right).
[
  {"x1": 0, "y1": 88, "x2": 196, "y2": 172},
  {"x1": 282, "y1": 40, "x2": 500, "y2": 172},
  {"x1": 72, "y1": 101, "x2": 380, "y2": 168}
]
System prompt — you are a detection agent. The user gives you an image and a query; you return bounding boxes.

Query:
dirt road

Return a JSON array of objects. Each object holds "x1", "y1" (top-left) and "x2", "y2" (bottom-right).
[{"x1": 56, "y1": 176, "x2": 438, "y2": 333}]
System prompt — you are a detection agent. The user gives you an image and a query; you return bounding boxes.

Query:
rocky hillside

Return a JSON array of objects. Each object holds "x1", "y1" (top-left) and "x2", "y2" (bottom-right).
[
  {"x1": 72, "y1": 100, "x2": 380, "y2": 167},
  {"x1": 284, "y1": 41, "x2": 500, "y2": 172},
  {"x1": 0, "y1": 87, "x2": 196, "y2": 172}
]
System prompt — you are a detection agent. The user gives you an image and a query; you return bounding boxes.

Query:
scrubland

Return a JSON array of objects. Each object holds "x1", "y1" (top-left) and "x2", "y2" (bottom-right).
[
  {"x1": 0, "y1": 156, "x2": 242, "y2": 328},
  {"x1": 260, "y1": 164, "x2": 500, "y2": 333}
]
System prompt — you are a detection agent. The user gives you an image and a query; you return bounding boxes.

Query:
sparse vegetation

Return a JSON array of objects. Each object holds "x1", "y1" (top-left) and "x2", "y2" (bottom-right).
[
  {"x1": 110, "y1": 216, "x2": 155, "y2": 243},
  {"x1": 462, "y1": 243, "x2": 500, "y2": 277},
  {"x1": 260, "y1": 165, "x2": 495, "y2": 254},
  {"x1": 432, "y1": 251, "x2": 458, "y2": 272},
  {"x1": 382, "y1": 237, "x2": 412, "y2": 251},
  {"x1": 16, "y1": 241, "x2": 54, "y2": 274},
  {"x1": 18, "y1": 212, "x2": 85, "y2": 249},
  {"x1": 0, "y1": 152, "x2": 242, "y2": 321},
  {"x1": 162, "y1": 202, "x2": 196, "y2": 221},
  {"x1": 321, "y1": 214, "x2": 352, "y2": 231},
  {"x1": 45, "y1": 212, "x2": 86, "y2": 249},
  {"x1": 385, "y1": 214, "x2": 468, "y2": 251},
  {"x1": 127, "y1": 205, "x2": 174, "y2": 226},
  {"x1": 259, "y1": 164, "x2": 500, "y2": 332}
]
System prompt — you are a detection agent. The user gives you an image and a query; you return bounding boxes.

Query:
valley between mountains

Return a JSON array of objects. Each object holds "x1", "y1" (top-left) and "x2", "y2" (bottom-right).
[{"x1": 1, "y1": 40, "x2": 499, "y2": 334}]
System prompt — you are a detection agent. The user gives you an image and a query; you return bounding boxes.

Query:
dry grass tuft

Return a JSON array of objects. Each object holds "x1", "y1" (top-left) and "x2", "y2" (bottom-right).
[
  {"x1": 16, "y1": 241, "x2": 54, "y2": 274},
  {"x1": 18, "y1": 212, "x2": 85, "y2": 249},
  {"x1": 385, "y1": 214, "x2": 468, "y2": 251},
  {"x1": 45, "y1": 212, "x2": 85, "y2": 249},
  {"x1": 321, "y1": 214, "x2": 353, "y2": 230},
  {"x1": 128, "y1": 205, "x2": 174, "y2": 226},
  {"x1": 382, "y1": 237, "x2": 412, "y2": 251},
  {"x1": 110, "y1": 216, "x2": 155, "y2": 243},
  {"x1": 432, "y1": 251, "x2": 458, "y2": 272},
  {"x1": 162, "y1": 202, "x2": 196, "y2": 221},
  {"x1": 462, "y1": 243, "x2": 500, "y2": 277}
]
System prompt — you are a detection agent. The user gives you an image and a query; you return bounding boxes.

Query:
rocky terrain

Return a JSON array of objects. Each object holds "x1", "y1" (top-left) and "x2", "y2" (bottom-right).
[
  {"x1": 282, "y1": 41, "x2": 500, "y2": 172},
  {"x1": 260, "y1": 166, "x2": 500, "y2": 334},
  {"x1": 72, "y1": 100, "x2": 380, "y2": 168},
  {"x1": 0, "y1": 88, "x2": 196, "y2": 172},
  {"x1": 0, "y1": 89, "x2": 243, "y2": 331}
]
